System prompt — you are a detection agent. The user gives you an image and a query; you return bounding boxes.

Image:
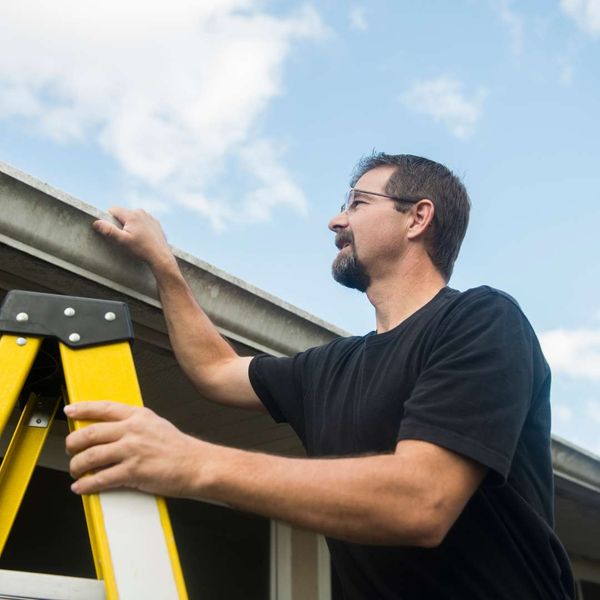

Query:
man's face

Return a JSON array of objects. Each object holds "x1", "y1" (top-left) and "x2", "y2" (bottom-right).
[{"x1": 329, "y1": 166, "x2": 408, "y2": 292}]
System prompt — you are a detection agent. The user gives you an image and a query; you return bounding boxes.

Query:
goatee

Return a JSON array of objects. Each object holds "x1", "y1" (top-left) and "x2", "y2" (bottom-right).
[{"x1": 332, "y1": 247, "x2": 370, "y2": 292}]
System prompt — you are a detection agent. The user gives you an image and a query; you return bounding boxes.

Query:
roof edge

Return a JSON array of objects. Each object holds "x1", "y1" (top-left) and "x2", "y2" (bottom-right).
[
  {"x1": 0, "y1": 160, "x2": 347, "y2": 355},
  {"x1": 552, "y1": 435, "x2": 600, "y2": 494}
]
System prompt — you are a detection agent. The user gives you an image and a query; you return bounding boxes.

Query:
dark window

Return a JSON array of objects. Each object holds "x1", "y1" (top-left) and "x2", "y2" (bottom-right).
[
  {"x1": 581, "y1": 580, "x2": 600, "y2": 600},
  {"x1": 0, "y1": 466, "x2": 95, "y2": 577},
  {"x1": 167, "y1": 497, "x2": 270, "y2": 600},
  {"x1": 0, "y1": 467, "x2": 271, "y2": 599}
]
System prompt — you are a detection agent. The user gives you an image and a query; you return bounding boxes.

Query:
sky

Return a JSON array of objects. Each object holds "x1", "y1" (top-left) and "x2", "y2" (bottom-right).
[{"x1": 1, "y1": 0, "x2": 599, "y2": 455}]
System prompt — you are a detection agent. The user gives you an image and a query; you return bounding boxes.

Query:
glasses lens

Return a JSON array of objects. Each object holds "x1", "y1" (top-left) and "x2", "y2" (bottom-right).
[{"x1": 342, "y1": 189, "x2": 353, "y2": 212}]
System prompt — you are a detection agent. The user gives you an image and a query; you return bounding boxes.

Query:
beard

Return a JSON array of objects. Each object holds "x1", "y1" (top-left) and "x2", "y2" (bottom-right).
[{"x1": 331, "y1": 234, "x2": 371, "y2": 292}]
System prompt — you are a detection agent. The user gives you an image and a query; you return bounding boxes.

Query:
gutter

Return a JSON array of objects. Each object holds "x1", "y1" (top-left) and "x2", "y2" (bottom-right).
[{"x1": 0, "y1": 160, "x2": 347, "y2": 357}]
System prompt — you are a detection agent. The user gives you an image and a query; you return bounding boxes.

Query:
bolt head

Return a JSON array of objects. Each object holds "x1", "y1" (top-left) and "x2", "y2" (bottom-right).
[
  {"x1": 104, "y1": 311, "x2": 117, "y2": 321},
  {"x1": 64, "y1": 307, "x2": 76, "y2": 317},
  {"x1": 16, "y1": 337, "x2": 27, "y2": 346},
  {"x1": 68, "y1": 333, "x2": 81, "y2": 343},
  {"x1": 16, "y1": 312, "x2": 29, "y2": 322}
]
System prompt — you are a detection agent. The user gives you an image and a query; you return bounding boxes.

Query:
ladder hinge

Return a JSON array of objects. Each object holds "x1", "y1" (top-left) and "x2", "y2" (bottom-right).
[{"x1": 0, "y1": 290, "x2": 134, "y2": 348}]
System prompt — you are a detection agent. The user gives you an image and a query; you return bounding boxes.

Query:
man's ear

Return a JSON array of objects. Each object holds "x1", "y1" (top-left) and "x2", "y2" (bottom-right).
[{"x1": 406, "y1": 199, "x2": 435, "y2": 240}]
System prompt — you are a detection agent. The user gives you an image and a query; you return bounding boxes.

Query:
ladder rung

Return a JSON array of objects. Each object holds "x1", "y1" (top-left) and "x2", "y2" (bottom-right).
[{"x1": 0, "y1": 568, "x2": 106, "y2": 599}]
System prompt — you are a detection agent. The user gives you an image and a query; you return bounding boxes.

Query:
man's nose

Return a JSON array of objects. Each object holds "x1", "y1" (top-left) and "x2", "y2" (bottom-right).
[{"x1": 328, "y1": 210, "x2": 348, "y2": 233}]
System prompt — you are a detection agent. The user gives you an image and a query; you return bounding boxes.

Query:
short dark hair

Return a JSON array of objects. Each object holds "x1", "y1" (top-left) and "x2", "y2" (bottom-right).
[{"x1": 351, "y1": 153, "x2": 470, "y2": 282}]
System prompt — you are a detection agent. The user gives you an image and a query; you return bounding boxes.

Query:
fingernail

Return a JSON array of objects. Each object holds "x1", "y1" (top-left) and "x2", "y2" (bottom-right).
[
  {"x1": 71, "y1": 482, "x2": 80, "y2": 494},
  {"x1": 64, "y1": 405, "x2": 75, "y2": 416}
]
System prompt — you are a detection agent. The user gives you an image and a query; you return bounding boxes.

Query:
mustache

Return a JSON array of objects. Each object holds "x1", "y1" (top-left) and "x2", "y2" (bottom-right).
[{"x1": 335, "y1": 230, "x2": 354, "y2": 250}]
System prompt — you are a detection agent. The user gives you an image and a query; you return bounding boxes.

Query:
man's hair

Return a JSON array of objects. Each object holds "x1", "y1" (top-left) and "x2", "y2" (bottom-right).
[{"x1": 350, "y1": 153, "x2": 471, "y2": 282}]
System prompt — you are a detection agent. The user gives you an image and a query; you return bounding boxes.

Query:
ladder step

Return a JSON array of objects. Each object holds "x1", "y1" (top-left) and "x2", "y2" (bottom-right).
[{"x1": 0, "y1": 568, "x2": 106, "y2": 599}]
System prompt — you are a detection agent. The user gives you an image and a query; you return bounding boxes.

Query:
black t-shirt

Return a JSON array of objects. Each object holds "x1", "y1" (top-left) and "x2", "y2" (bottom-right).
[{"x1": 249, "y1": 286, "x2": 575, "y2": 599}]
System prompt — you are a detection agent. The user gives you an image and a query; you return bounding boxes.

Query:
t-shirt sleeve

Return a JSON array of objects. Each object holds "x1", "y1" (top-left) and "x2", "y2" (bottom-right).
[
  {"x1": 397, "y1": 291, "x2": 538, "y2": 484},
  {"x1": 249, "y1": 351, "x2": 309, "y2": 441}
]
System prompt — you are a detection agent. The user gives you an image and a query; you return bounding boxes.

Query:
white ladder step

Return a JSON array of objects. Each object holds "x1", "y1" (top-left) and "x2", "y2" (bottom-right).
[{"x1": 0, "y1": 568, "x2": 105, "y2": 599}]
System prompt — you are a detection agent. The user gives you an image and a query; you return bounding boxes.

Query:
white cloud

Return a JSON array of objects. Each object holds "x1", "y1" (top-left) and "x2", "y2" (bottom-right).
[
  {"x1": 539, "y1": 328, "x2": 600, "y2": 381},
  {"x1": 0, "y1": 1, "x2": 325, "y2": 229},
  {"x1": 400, "y1": 75, "x2": 487, "y2": 139},
  {"x1": 238, "y1": 139, "x2": 308, "y2": 223},
  {"x1": 491, "y1": 0, "x2": 525, "y2": 56},
  {"x1": 560, "y1": 0, "x2": 600, "y2": 36},
  {"x1": 349, "y1": 7, "x2": 368, "y2": 31}
]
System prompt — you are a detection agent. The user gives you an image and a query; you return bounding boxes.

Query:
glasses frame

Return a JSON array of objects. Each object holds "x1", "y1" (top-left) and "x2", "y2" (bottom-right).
[{"x1": 341, "y1": 188, "x2": 421, "y2": 214}]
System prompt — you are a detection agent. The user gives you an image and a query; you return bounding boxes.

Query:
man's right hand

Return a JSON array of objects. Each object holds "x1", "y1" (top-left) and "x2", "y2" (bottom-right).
[
  {"x1": 93, "y1": 205, "x2": 264, "y2": 412},
  {"x1": 93, "y1": 207, "x2": 175, "y2": 272}
]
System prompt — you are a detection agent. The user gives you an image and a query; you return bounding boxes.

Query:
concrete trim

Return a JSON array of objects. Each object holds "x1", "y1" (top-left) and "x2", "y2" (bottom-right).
[{"x1": 552, "y1": 436, "x2": 600, "y2": 500}]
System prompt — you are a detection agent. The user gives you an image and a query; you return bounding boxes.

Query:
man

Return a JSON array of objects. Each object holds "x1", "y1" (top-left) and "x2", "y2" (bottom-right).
[{"x1": 65, "y1": 154, "x2": 575, "y2": 599}]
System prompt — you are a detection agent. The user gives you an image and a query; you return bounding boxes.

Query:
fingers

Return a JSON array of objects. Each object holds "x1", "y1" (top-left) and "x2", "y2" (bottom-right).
[
  {"x1": 64, "y1": 402, "x2": 142, "y2": 455},
  {"x1": 91, "y1": 206, "x2": 172, "y2": 270},
  {"x1": 91, "y1": 205, "x2": 131, "y2": 238},
  {"x1": 65, "y1": 418, "x2": 127, "y2": 456},
  {"x1": 92, "y1": 218, "x2": 130, "y2": 244},
  {"x1": 65, "y1": 403, "x2": 158, "y2": 494},
  {"x1": 69, "y1": 440, "x2": 124, "y2": 479},
  {"x1": 71, "y1": 464, "x2": 131, "y2": 494},
  {"x1": 91, "y1": 206, "x2": 144, "y2": 244},
  {"x1": 64, "y1": 401, "x2": 137, "y2": 422},
  {"x1": 65, "y1": 404, "x2": 134, "y2": 484}
]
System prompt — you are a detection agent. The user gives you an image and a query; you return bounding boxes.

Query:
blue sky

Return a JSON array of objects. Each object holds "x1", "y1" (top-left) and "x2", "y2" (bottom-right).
[{"x1": 1, "y1": 0, "x2": 599, "y2": 454}]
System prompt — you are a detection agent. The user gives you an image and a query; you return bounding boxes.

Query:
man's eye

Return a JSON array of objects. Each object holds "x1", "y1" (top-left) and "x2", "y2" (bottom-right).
[{"x1": 349, "y1": 200, "x2": 365, "y2": 210}]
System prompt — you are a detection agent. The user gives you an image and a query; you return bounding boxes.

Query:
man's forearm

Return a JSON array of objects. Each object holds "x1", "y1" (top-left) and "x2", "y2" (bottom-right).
[
  {"x1": 196, "y1": 442, "x2": 441, "y2": 547},
  {"x1": 66, "y1": 403, "x2": 483, "y2": 547}
]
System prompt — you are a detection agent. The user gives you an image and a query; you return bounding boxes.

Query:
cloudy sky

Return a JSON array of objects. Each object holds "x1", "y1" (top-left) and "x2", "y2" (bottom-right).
[{"x1": 1, "y1": 0, "x2": 599, "y2": 455}]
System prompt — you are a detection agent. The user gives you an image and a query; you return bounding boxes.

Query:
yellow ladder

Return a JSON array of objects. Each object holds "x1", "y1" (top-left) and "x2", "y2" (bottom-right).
[{"x1": 0, "y1": 290, "x2": 188, "y2": 599}]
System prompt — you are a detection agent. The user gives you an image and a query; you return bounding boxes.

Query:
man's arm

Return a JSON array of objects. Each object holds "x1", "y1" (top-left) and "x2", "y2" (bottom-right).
[
  {"x1": 93, "y1": 207, "x2": 264, "y2": 411},
  {"x1": 65, "y1": 402, "x2": 486, "y2": 547}
]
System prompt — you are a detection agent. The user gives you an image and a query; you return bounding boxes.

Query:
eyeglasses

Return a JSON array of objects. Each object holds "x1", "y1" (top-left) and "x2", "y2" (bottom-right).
[{"x1": 340, "y1": 188, "x2": 421, "y2": 214}]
